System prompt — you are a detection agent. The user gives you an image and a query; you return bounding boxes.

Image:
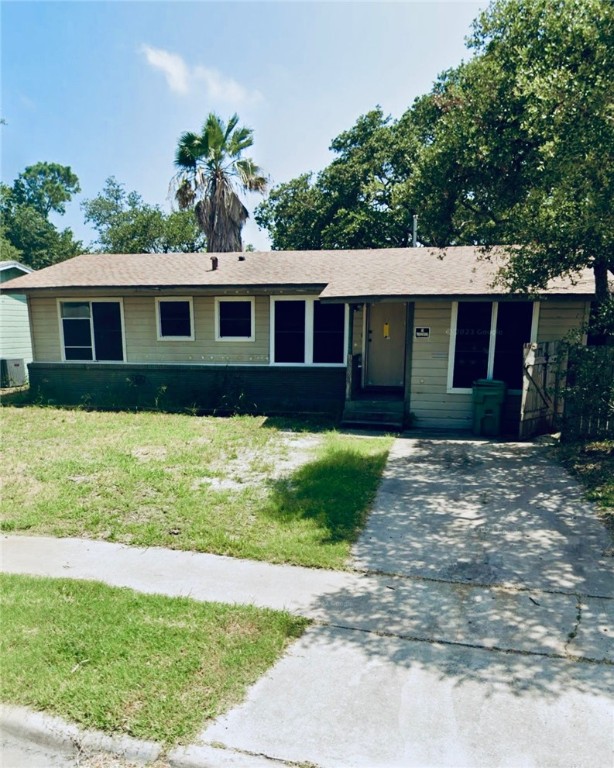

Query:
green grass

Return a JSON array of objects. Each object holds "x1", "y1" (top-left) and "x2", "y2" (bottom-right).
[
  {"x1": 0, "y1": 573, "x2": 307, "y2": 747},
  {"x1": 0, "y1": 407, "x2": 391, "y2": 568},
  {"x1": 558, "y1": 439, "x2": 614, "y2": 534}
]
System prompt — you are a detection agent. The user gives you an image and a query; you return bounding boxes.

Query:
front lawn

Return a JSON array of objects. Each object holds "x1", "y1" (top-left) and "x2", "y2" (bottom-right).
[
  {"x1": 0, "y1": 407, "x2": 391, "y2": 568},
  {"x1": 0, "y1": 574, "x2": 307, "y2": 746}
]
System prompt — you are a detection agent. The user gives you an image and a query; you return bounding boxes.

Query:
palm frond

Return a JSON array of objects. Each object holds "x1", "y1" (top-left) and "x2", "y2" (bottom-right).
[
  {"x1": 175, "y1": 179, "x2": 196, "y2": 210},
  {"x1": 228, "y1": 126, "x2": 254, "y2": 156},
  {"x1": 224, "y1": 113, "x2": 240, "y2": 141},
  {"x1": 205, "y1": 113, "x2": 226, "y2": 162},
  {"x1": 174, "y1": 112, "x2": 265, "y2": 251},
  {"x1": 174, "y1": 132, "x2": 202, "y2": 169},
  {"x1": 235, "y1": 158, "x2": 268, "y2": 193}
]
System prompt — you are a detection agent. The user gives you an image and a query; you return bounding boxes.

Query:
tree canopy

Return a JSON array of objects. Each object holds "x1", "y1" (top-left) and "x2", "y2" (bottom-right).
[
  {"x1": 82, "y1": 177, "x2": 206, "y2": 254},
  {"x1": 173, "y1": 113, "x2": 267, "y2": 252},
  {"x1": 1, "y1": 162, "x2": 81, "y2": 270},
  {"x1": 406, "y1": 0, "x2": 613, "y2": 306},
  {"x1": 256, "y1": 109, "x2": 415, "y2": 250},
  {"x1": 257, "y1": 0, "x2": 613, "y2": 313},
  {"x1": 11, "y1": 162, "x2": 80, "y2": 218}
]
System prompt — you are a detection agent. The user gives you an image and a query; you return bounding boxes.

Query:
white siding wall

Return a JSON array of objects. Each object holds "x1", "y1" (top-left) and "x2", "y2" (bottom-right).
[{"x1": 0, "y1": 294, "x2": 33, "y2": 365}]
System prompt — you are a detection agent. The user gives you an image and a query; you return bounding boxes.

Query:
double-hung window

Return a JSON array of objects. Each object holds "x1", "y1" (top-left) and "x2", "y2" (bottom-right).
[
  {"x1": 215, "y1": 298, "x2": 255, "y2": 341},
  {"x1": 448, "y1": 301, "x2": 536, "y2": 392},
  {"x1": 59, "y1": 300, "x2": 124, "y2": 361},
  {"x1": 156, "y1": 298, "x2": 194, "y2": 341},
  {"x1": 271, "y1": 297, "x2": 347, "y2": 365}
]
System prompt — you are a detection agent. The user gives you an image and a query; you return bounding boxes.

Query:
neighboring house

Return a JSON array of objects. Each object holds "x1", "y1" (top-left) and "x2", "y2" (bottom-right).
[
  {"x1": 0, "y1": 247, "x2": 593, "y2": 433},
  {"x1": 0, "y1": 260, "x2": 34, "y2": 383}
]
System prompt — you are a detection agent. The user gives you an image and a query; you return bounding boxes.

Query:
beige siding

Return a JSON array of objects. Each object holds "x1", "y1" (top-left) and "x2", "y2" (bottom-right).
[
  {"x1": 29, "y1": 297, "x2": 61, "y2": 362},
  {"x1": 410, "y1": 301, "x2": 473, "y2": 429},
  {"x1": 537, "y1": 300, "x2": 589, "y2": 342},
  {"x1": 124, "y1": 296, "x2": 270, "y2": 363},
  {"x1": 408, "y1": 299, "x2": 591, "y2": 430},
  {"x1": 29, "y1": 295, "x2": 271, "y2": 364},
  {"x1": 0, "y1": 293, "x2": 33, "y2": 364}
]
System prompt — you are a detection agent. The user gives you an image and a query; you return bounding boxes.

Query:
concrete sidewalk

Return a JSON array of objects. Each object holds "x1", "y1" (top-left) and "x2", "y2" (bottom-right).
[
  {"x1": 1, "y1": 534, "x2": 611, "y2": 661},
  {"x1": 2, "y1": 435, "x2": 613, "y2": 767}
]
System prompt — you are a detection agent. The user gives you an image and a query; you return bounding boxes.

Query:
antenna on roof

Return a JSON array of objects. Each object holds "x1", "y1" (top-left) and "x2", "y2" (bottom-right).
[{"x1": 412, "y1": 215, "x2": 418, "y2": 248}]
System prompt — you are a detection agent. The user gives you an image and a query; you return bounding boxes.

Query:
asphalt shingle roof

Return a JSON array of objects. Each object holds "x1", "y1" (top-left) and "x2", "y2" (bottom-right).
[{"x1": 0, "y1": 247, "x2": 595, "y2": 298}]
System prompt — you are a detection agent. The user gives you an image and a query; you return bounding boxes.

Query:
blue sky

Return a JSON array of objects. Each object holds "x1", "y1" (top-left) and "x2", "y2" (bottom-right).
[{"x1": 2, "y1": 0, "x2": 487, "y2": 250}]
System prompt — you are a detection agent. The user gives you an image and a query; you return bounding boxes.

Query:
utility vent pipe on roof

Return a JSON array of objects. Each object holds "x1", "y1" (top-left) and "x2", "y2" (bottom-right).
[{"x1": 210, "y1": 256, "x2": 218, "y2": 271}]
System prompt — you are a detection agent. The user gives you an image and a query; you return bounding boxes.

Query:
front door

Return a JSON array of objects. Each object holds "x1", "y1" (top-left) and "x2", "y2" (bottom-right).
[{"x1": 365, "y1": 303, "x2": 406, "y2": 387}]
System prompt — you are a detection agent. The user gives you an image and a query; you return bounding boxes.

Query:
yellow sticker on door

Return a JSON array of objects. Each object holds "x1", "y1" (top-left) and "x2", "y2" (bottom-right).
[{"x1": 383, "y1": 322, "x2": 390, "y2": 339}]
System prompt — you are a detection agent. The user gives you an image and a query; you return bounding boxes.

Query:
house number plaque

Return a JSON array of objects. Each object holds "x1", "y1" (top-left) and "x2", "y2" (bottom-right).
[{"x1": 415, "y1": 327, "x2": 430, "y2": 338}]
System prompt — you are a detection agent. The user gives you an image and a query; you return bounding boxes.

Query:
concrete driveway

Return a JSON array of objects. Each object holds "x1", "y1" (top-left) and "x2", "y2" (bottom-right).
[
  {"x1": 192, "y1": 436, "x2": 613, "y2": 768},
  {"x1": 353, "y1": 437, "x2": 612, "y2": 596}
]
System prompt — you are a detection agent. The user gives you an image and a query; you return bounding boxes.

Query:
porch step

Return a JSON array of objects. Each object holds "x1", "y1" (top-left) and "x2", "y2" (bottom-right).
[{"x1": 341, "y1": 400, "x2": 404, "y2": 430}]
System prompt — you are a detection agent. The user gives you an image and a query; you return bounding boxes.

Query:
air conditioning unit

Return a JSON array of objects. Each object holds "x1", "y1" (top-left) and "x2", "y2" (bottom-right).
[{"x1": 0, "y1": 359, "x2": 26, "y2": 387}]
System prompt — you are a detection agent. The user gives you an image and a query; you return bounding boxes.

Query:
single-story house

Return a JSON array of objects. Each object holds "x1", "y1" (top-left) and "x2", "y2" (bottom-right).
[
  {"x1": 1, "y1": 247, "x2": 593, "y2": 432},
  {"x1": 0, "y1": 260, "x2": 34, "y2": 385}
]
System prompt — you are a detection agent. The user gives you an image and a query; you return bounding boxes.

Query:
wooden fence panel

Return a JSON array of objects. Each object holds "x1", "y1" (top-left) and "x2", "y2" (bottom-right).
[{"x1": 519, "y1": 341, "x2": 564, "y2": 439}]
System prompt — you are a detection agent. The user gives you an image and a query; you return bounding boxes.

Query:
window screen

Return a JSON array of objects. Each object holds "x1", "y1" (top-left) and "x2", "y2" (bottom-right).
[
  {"x1": 453, "y1": 302, "x2": 492, "y2": 388},
  {"x1": 61, "y1": 301, "x2": 123, "y2": 361},
  {"x1": 61, "y1": 302, "x2": 93, "y2": 360},
  {"x1": 92, "y1": 302, "x2": 123, "y2": 361},
  {"x1": 313, "y1": 302, "x2": 344, "y2": 363},
  {"x1": 493, "y1": 302, "x2": 533, "y2": 389},
  {"x1": 274, "y1": 301, "x2": 305, "y2": 363},
  {"x1": 159, "y1": 300, "x2": 192, "y2": 338},
  {"x1": 218, "y1": 300, "x2": 252, "y2": 339}
]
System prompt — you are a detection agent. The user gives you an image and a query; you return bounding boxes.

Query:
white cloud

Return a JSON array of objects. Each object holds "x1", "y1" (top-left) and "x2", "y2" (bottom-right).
[
  {"x1": 140, "y1": 45, "x2": 189, "y2": 94},
  {"x1": 140, "y1": 45, "x2": 261, "y2": 106},
  {"x1": 194, "y1": 65, "x2": 262, "y2": 105}
]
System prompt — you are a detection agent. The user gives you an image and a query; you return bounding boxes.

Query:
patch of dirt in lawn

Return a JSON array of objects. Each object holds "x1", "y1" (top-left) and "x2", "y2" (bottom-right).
[
  {"x1": 0, "y1": 462, "x2": 45, "y2": 500},
  {"x1": 131, "y1": 446, "x2": 168, "y2": 462},
  {"x1": 192, "y1": 433, "x2": 322, "y2": 492}
]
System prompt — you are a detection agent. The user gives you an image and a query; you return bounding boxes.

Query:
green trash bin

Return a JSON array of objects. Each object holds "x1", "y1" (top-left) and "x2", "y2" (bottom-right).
[{"x1": 472, "y1": 379, "x2": 506, "y2": 436}]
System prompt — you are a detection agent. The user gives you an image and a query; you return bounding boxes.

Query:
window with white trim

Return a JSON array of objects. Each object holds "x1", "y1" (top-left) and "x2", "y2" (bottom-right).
[
  {"x1": 215, "y1": 298, "x2": 255, "y2": 341},
  {"x1": 271, "y1": 297, "x2": 347, "y2": 365},
  {"x1": 156, "y1": 298, "x2": 194, "y2": 341},
  {"x1": 448, "y1": 301, "x2": 536, "y2": 391},
  {"x1": 59, "y1": 300, "x2": 124, "y2": 361}
]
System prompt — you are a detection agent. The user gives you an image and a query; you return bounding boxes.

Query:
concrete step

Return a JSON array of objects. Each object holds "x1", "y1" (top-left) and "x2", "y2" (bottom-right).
[
  {"x1": 341, "y1": 401, "x2": 404, "y2": 430},
  {"x1": 343, "y1": 400, "x2": 404, "y2": 415}
]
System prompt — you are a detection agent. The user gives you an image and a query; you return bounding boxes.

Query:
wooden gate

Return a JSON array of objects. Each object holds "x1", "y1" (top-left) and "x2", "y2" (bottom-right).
[{"x1": 519, "y1": 341, "x2": 564, "y2": 439}]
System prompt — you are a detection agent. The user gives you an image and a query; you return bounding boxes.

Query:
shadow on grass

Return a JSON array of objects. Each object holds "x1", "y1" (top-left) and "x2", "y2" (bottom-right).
[
  {"x1": 265, "y1": 445, "x2": 389, "y2": 544},
  {"x1": 0, "y1": 386, "x2": 33, "y2": 406},
  {"x1": 261, "y1": 414, "x2": 339, "y2": 433}
]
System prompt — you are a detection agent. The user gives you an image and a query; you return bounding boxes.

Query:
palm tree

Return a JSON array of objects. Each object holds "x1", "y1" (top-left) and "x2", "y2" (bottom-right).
[{"x1": 172, "y1": 113, "x2": 267, "y2": 252}]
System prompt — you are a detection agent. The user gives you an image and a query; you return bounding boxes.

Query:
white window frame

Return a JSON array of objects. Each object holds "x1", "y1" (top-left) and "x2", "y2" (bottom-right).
[
  {"x1": 57, "y1": 298, "x2": 126, "y2": 363},
  {"x1": 269, "y1": 296, "x2": 349, "y2": 367},
  {"x1": 214, "y1": 297, "x2": 255, "y2": 342},
  {"x1": 155, "y1": 297, "x2": 195, "y2": 341},
  {"x1": 447, "y1": 300, "x2": 539, "y2": 394}
]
